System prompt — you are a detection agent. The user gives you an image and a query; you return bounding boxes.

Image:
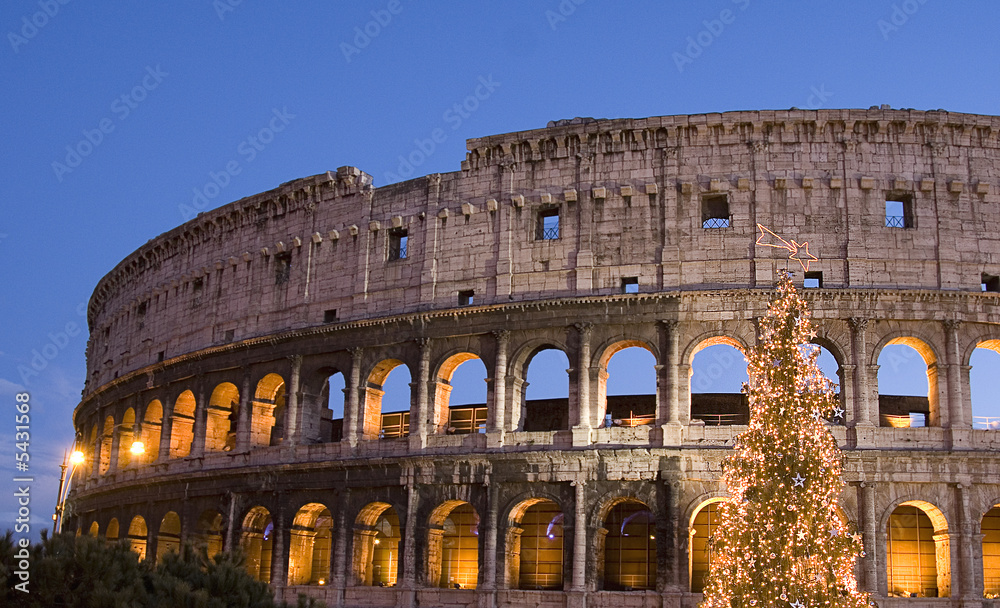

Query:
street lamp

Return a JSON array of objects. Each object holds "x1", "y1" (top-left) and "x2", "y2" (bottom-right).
[{"x1": 53, "y1": 448, "x2": 86, "y2": 534}]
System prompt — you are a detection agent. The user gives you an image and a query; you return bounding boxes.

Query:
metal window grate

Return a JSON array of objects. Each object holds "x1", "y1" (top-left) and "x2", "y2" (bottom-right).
[
  {"x1": 885, "y1": 215, "x2": 906, "y2": 228},
  {"x1": 541, "y1": 225, "x2": 560, "y2": 239},
  {"x1": 702, "y1": 217, "x2": 730, "y2": 229}
]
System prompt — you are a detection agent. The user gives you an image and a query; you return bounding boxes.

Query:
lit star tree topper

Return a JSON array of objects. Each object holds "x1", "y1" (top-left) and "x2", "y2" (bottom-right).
[{"x1": 698, "y1": 272, "x2": 874, "y2": 608}]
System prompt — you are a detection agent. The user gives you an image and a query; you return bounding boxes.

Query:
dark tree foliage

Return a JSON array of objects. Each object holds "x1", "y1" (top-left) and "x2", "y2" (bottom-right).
[{"x1": 0, "y1": 530, "x2": 323, "y2": 608}]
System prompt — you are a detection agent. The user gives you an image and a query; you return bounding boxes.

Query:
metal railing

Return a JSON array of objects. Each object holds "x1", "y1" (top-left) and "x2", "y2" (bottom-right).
[
  {"x1": 885, "y1": 215, "x2": 906, "y2": 228},
  {"x1": 702, "y1": 217, "x2": 730, "y2": 229},
  {"x1": 974, "y1": 416, "x2": 1000, "y2": 430},
  {"x1": 388, "y1": 240, "x2": 407, "y2": 260},
  {"x1": 540, "y1": 226, "x2": 560, "y2": 240},
  {"x1": 692, "y1": 412, "x2": 742, "y2": 426}
]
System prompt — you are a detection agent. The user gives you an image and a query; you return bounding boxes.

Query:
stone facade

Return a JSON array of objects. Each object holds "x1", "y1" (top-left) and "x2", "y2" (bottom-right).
[{"x1": 68, "y1": 108, "x2": 1000, "y2": 608}]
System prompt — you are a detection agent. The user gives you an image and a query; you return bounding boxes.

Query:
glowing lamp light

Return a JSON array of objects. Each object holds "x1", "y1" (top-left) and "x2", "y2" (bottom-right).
[
  {"x1": 374, "y1": 539, "x2": 381, "y2": 545},
  {"x1": 70, "y1": 450, "x2": 85, "y2": 466},
  {"x1": 130, "y1": 441, "x2": 146, "y2": 455},
  {"x1": 548, "y1": 533, "x2": 555, "y2": 539},
  {"x1": 318, "y1": 579, "x2": 326, "y2": 586}
]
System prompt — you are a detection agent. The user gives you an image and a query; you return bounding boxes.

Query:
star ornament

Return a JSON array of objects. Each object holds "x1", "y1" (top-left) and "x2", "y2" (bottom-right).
[
  {"x1": 792, "y1": 473, "x2": 806, "y2": 487},
  {"x1": 756, "y1": 224, "x2": 819, "y2": 272}
]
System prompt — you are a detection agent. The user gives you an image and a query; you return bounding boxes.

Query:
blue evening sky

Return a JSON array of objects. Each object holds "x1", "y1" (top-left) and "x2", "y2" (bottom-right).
[{"x1": 3, "y1": 1, "x2": 1000, "y2": 540}]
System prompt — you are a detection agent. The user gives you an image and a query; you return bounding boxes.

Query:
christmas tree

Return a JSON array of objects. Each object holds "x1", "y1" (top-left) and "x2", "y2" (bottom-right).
[{"x1": 699, "y1": 272, "x2": 874, "y2": 608}]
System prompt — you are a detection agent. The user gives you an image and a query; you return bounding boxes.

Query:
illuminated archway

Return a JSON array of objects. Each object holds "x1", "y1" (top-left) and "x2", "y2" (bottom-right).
[
  {"x1": 886, "y1": 501, "x2": 950, "y2": 597},
  {"x1": 689, "y1": 498, "x2": 727, "y2": 592},
  {"x1": 89, "y1": 520, "x2": 100, "y2": 537},
  {"x1": 142, "y1": 400, "x2": 163, "y2": 463},
  {"x1": 982, "y1": 505, "x2": 1000, "y2": 597},
  {"x1": 169, "y1": 390, "x2": 196, "y2": 458},
  {"x1": 428, "y1": 501, "x2": 480, "y2": 589},
  {"x1": 127, "y1": 515, "x2": 148, "y2": 560},
  {"x1": 106, "y1": 517, "x2": 120, "y2": 542},
  {"x1": 507, "y1": 498, "x2": 564, "y2": 590},
  {"x1": 253, "y1": 374, "x2": 286, "y2": 447},
  {"x1": 117, "y1": 408, "x2": 136, "y2": 468},
  {"x1": 194, "y1": 510, "x2": 224, "y2": 559},
  {"x1": 205, "y1": 382, "x2": 239, "y2": 452},
  {"x1": 601, "y1": 499, "x2": 656, "y2": 591},
  {"x1": 288, "y1": 503, "x2": 333, "y2": 586},
  {"x1": 876, "y1": 337, "x2": 937, "y2": 427},
  {"x1": 99, "y1": 416, "x2": 114, "y2": 474},
  {"x1": 352, "y1": 502, "x2": 401, "y2": 586},
  {"x1": 598, "y1": 342, "x2": 657, "y2": 428},
  {"x1": 241, "y1": 506, "x2": 274, "y2": 583},
  {"x1": 364, "y1": 360, "x2": 411, "y2": 440},
  {"x1": 436, "y1": 353, "x2": 488, "y2": 435},
  {"x1": 156, "y1": 511, "x2": 181, "y2": 563}
]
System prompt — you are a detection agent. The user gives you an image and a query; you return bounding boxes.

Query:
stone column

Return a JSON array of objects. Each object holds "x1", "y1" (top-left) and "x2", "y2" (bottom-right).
[
  {"x1": 224, "y1": 492, "x2": 237, "y2": 552},
  {"x1": 858, "y1": 482, "x2": 879, "y2": 594},
  {"x1": 331, "y1": 494, "x2": 349, "y2": 607},
  {"x1": 344, "y1": 348, "x2": 363, "y2": 448},
  {"x1": 489, "y1": 330, "x2": 510, "y2": 435},
  {"x1": 572, "y1": 323, "x2": 593, "y2": 445},
  {"x1": 848, "y1": 318, "x2": 876, "y2": 428},
  {"x1": 270, "y1": 501, "x2": 289, "y2": 589},
  {"x1": 944, "y1": 321, "x2": 970, "y2": 429},
  {"x1": 571, "y1": 480, "x2": 587, "y2": 592},
  {"x1": 157, "y1": 395, "x2": 174, "y2": 463},
  {"x1": 411, "y1": 338, "x2": 432, "y2": 450},
  {"x1": 401, "y1": 480, "x2": 419, "y2": 604},
  {"x1": 660, "y1": 320, "x2": 682, "y2": 427},
  {"x1": 956, "y1": 483, "x2": 977, "y2": 599},
  {"x1": 284, "y1": 355, "x2": 303, "y2": 445},
  {"x1": 482, "y1": 480, "x2": 499, "y2": 593},
  {"x1": 236, "y1": 370, "x2": 253, "y2": 452},
  {"x1": 107, "y1": 421, "x2": 121, "y2": 474},
  {"x1": 191, "y1": 384, "x2": 208, "y2": 458}
]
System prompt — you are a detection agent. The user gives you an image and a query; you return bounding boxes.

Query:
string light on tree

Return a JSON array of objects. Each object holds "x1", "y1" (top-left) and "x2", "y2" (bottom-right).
[{"x1": 698, "y1": 270, "x2": 875, "y2": 608}]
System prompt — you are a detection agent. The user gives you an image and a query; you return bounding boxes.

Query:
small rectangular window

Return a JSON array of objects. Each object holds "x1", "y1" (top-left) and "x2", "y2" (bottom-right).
[
  {"x1": 621, "y1": 277, "x2": 639, "y2": 294},
  {"x1": 537, "y1": 208, "x2": 560, "y2": 240},
  {"x1": 458, "y1": 290, "x2": 475, "y2": 306},
  {"x1": 702, "y1": 194, "x2": 730, "y2": 229},
  {"x1": 389, "y1": 229, "x2": 408, "y2": 260},
  {"x1": 274, "y1": 252, "x2": 292, "y2": 284},
  {"x1": 803, "y1": 271, "x2": 823, "y2": 288},
  {"x1": 982, "y1": 274, "x2": 1000, "y2": 293},
  {"x1": 324, "y1": 309, "x2": 338, "y2": 323},
  {"x1": 885, "y1": 195, "x2": 914, "y2": 228},
  {"x1": 157, "y1": 351, "x2": 165, "y2": 363},
  {"x1": 224, "y1": 329, "x2": 235, "y2": 342}
]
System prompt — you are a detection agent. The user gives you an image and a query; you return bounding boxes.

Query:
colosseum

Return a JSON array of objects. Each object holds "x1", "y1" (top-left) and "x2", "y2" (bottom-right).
[{"x1": 67, "y1": 108, "x2": 1000, "y2": 608}]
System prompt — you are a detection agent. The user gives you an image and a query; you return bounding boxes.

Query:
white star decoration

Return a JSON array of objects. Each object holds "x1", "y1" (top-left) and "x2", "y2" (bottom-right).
[
  {"x1": 812, "y1": 410, "x2": 823, "y2": 421},
  {"x1": 833, "y1": 407, "x2": 845, "y2": 418},
  {"x1": 790, "y1": 600, "x2": 805, "y2": 608},
  {"x1": 756, "y1": 224, "x2": 819, "y2": 272},
  {"x1": 792, "y1": 473, "x2": 806, "y2": 487},
  {"x1": 829, "y1": 527, "x2": 839, "y2": 537}
]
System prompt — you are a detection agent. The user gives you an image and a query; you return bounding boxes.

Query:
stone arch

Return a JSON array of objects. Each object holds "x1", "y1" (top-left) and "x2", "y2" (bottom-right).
[
  {"x1": 427, "y1": 500, "x2": 480, "y2": 589},
  {"x1": 505, "y1": 497, "x2": 565, "y2": 590},
  {"x1": 127, "y1": 515, "x2": 148, "y2": 560},
  {"x1": 594, "y1": 339, "x2": 658, "y2": 428},
  {"x1": 205, "y1": 382, "x2": 239, "y2": 453},
  {"x1": 252, "y1": 373, "x2": 286, "y2": 447},
  {"x1": 194, "y1": 509, "x2": 224, "y2": 559},
  {"x1": 884, "y1": 499, "x2": 950, "y2": 598},
  {"x1": 117, "y1": 408, "x2": 137, "y2": 468},
  {"x1": 313, "y1": 366, "x2": 347, "y2": 443},
  {"x1": 168, "y1": 390, "x2": 196, "y2": 458},
  {"x1": 241, "y1": 506, "x2": 274, "y2": 583},
  {"x1": 688, "y1": 496, "x2": 729, "y2": 592},
  {"x1": 597, "y1": 496, "x2": 656, "y2": 591},
  {"x1": 106, "y1": 517, "x2": 120, "y2": 541},
  {"x1": 99, "y1": 415, "x2": 114, "y2": 474},
  {"x1": 352, "y1": 502, "x2": 401, "y2": 586},
  {"x1": 686, "y1": 333, "x2": 750, "y2": 426},
  {"x1": 981, "y1": 503, "x2": 1000, "y2": 597},
  {"x1": 434, "y1": 351, "x2": 488, "y2": 435},
  {"x1": 968, "y1": 339, "x2": 1000, "y2": 429},
  {"x1": 511, "y1": 341, "x2": 571, "y2": 432},
  {"x1": 156, "y1": 511, "x2": 181, "y2": 563},
  {"x1": 363, "y1": 359, "x2": 410, "y2": 440},
  {"x1": 288, "y1": 502, "x2": 333, "y2": 586},
  {"x1": 873, "y1": 334, "x2": 940, "y2": 427},
  {"x1": 141, "y1": 399, "x2": 162, "y2": 463},
  {"x1": 89, "y1": 520, "x2": 100, "y2": 537}
]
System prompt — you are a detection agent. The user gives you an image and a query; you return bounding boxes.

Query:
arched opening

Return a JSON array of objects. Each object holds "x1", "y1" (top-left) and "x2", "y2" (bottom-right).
[
  {"x1": 436, "y1": 353, "x2": 489, "y2": 435},
  {"x1": 241, "y1": 506, "x2": 274, "y2": 583},
  {"x1": 106, "y1": 517, "x2": 120, "y2": 542},
  {"x1": 428, "y1": 501, "x2": 480, "y2": 589},
  {"x1": 690, "y1": 338, "x2": 749, "y2": 426},
  {"x1": 522, "y1": 348, "x2": 571, "y2": 432},
  {"x1": 886, "y1": 501, "x2": 950, "y2": 597},
  {"x1": 252, "y1": 374, "x2": 286, "y2": 447},
  {"x1": 600, "y1": 343, "x2": 657, "y2": 428},
  {"x1": 322, "y1": 371, "x2": 346, "y2": 442},
  {"x1": 288, "y1": 503, "x2": 333, "y2": 586},
  {"x1": 99, "y1": 416, "x2": 114, "y2": 474},
  {"x1": 117, "y1": 408, "x2": 136, "y2": 468},
  {"x1": 971, "y1": 341, "x2": 1000, "y2": 429},
  {"x1": 194, "y1": 510, "x2": 224, "y2": 559},
  {"x1": 205, "y1": 382, "x2": 239, "y2": 452},
  {"x1": 507, "y1": 499, "x2": 564, "y2": 590},
  {"x1": 364, "y1": 360, "x2": 411, "y2": 440},
  {"x1": 689, "y1": 499, "x2": 726, "y2": 592},
  {"x1": 89, "y1": 521, "x2": 100, "y2": 537},
  {"x1": 127, "y1": 515, "x2": 148, "y2": 560},
  {"x1": 169, "y1": 390, "x2": 196, "y2": 458},
  {"x1": 601, "y1": 499, "x2": 656, "y2": 591},
  {"x1": 877, "y1": 338, "x2": 935, "y2": 427},
  {"x1": 142, "y1": 400, "x2": 163, "y2": 463},
  {"x1": 353, "y1": 502, "x2": 401, "y2": 586},
  {"x1": 156, "y1": 511, "x2": 181, "y2": 563},
  {"x1": 983, "y1": 505, "x2": 1000, "y2": 597}
]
